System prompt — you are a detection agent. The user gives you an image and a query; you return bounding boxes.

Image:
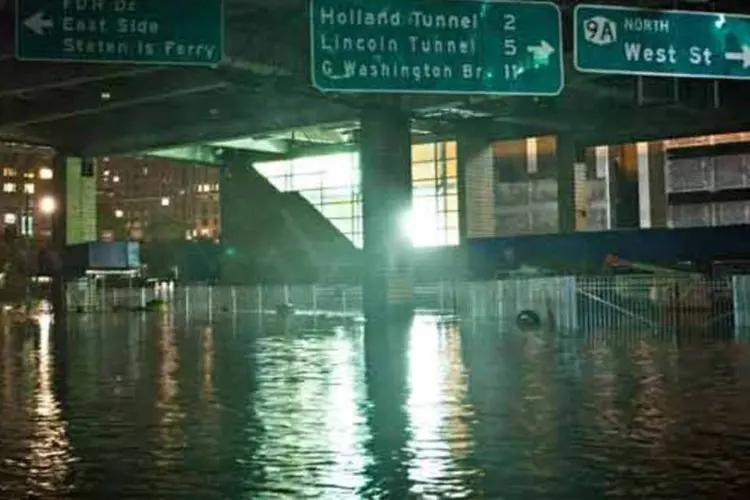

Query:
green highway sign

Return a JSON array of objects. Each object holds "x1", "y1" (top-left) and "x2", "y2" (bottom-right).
[
  {"x1": 575, "y1": 4, "x2": 750, "y2": 80},
  {"x1": 310, "y1": 0, "x2": 564, "y2": 95},
  {"x1": 15, "y1": 0, "x2": 224, "y2": 66}
]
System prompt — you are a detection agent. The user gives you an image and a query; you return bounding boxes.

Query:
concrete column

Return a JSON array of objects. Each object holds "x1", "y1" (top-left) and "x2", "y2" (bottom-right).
[
  {"x1": 50, "y1": 155, "x2": 97, "y2": 320},
  {"x1": 611, "y1": 143, "x2": 641, "y2": 229},
  {"x1": 641, "y1": 141, "x2": 668, "y2": 228},
  {"x1": 62, "y1": 157, "x2": 98, "y2": 244},
  {"x1": 556, "y1": 134, "x2": 583, "y2": 234},
  {"x1": 359, "y1": 106, "x2": 413, "y2": 320},
  {"x1": 50, "y1": 155, "x2": 68, "y2": 322},
  {"x1": 457, "y1": 135, "x2": 495, "y2": 244}
]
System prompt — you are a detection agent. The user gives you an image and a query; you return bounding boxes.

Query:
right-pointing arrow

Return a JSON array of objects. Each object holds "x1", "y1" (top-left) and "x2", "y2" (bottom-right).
[
  {"x1": 527, "y1": 40, "x2": 555, "y2": 60},
  {"x1": 725, "y1": 45, "x2": 750, "y2": 69},
  {"x1": 23, "y1": 11, "x2": 54, "y2": 36}
]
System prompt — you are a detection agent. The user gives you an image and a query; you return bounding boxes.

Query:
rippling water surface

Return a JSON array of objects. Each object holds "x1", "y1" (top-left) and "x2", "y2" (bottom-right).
[{"x1": 2, "y1": 313, "x2": 750, "y2": 498}]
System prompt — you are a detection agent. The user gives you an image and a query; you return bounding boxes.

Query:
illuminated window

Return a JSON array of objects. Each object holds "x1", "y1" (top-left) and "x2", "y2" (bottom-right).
[
  {"x1": 112, "y1": 175, "x2": 120, "y2": 183},
  {"x1": 39, "y1": 167, "x2": 53, "y2": 180},
  {"x1": 114, "y1": 209, "x2": 124, "y2": 218},
  {"x1": 2, "y1": 168, "x2": 16, "y2": 177},
  {"x1": 3, "y1": 183, "x2": 16, "y2": 193},
  {"x1": 253, "y1": 142, "x2": 459, "y2": 249},
  {"x1": 408, "y1": 141, "x2": 459, "y2": 247},
  {"x1": 161, "y1": 197, "x2": 170, "y2": 207},
  {"x1": 3, "y1": 213, "x2": 16, "y2": 224},
  {"x1": 24, "y1": 183, "x2": 35, "y2": 194},
  {"x1": 255, "y1": 152, "x2": 363, "y2": 247},
  {"x1": 24, "y1": 172, "x2": 35, "y2": 179}
]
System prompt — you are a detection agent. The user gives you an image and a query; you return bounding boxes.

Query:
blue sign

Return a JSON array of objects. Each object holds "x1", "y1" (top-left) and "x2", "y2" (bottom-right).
[
  {"x1": 15, "y1": 0, "x2": 224, "y2": 66},
  {"x1": 310, "y1": 0, "x2": 564, "y2": 95},
  {"x1": 574, "y1": 4, "x2": 750, "y2": 80}
]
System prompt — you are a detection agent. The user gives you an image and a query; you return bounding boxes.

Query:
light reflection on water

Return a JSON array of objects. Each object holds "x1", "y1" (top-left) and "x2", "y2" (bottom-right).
[{"x1": 1, "y1": 315, "x2": 750, "y2": 498}]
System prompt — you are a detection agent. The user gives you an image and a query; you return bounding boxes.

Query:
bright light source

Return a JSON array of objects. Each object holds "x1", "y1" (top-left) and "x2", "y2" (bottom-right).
[
  {"x1": 114, "y1": 209, "x2": 124, "y2": 219},
  {"x1": 39, "y1": 196, "x2": 56, "y2": 215},
  {"x1": 38, "y1": 167, "x2": 53, "y2": 180},
  {"x1": 161, "y1": 197, "x2": 170, "y2": 207},
  {"x1": 402, "y1": 203, "x2": 441, "y2": 247},
  {"x1": 3, "y1": 213, "x2": 16, "y2": 224},
  {"x1": 112, "y1": 175, "x2": 120, "y2": 183},
  {"x1": 24, "y1": 183, "x2": 35, "y2": 194}
]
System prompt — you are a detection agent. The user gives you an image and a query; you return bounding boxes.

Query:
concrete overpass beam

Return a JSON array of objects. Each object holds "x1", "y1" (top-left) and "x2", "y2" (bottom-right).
[
  {"x1": 147, "y1": 145, "x2": 222, "y2": 165},
  {"x1": 210, "y1": 137, "x2": 289, "y2": 154}
]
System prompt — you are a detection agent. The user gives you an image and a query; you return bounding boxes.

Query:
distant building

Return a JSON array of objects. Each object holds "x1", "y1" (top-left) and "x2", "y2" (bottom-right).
[
  {"x1": 0, "y1": 143, "x2": 57, "y2": 239},
  {"x1": 97, "y1": 155, "x2": 220, "y2": 242}
]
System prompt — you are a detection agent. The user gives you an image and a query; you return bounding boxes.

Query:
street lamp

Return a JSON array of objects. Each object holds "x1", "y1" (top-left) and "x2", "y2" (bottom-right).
[{"x1": 39, "y1": 196, "x2": 57, "y2": 215}]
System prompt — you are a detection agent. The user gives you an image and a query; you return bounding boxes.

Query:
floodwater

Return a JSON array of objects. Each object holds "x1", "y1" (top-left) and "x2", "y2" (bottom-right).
[{"x1": 2, "y1": 314, "x2": 750, "y2": 499}]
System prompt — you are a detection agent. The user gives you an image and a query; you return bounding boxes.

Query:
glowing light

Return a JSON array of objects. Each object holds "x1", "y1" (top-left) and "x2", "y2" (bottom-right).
[
  {"x1": 39, "y1": 195, "x2": 57, "y2": 215},
  {"x1": 403, "y1": 201, "x2": 441, "y2": 247}
]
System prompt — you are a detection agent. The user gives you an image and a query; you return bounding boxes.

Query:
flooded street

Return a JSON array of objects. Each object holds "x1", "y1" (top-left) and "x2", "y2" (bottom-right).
[{"x1": 2, "y1": 313, "x2": 750, "y2": 498}]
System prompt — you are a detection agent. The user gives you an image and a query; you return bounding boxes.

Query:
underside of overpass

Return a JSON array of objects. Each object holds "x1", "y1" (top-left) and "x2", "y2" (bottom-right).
[
  {"x1": 5, "y1": 0, "x2": 750, "y2": 318},
  {"x1": 3, "y1": 0, "x2": 750, "y2": 159}
]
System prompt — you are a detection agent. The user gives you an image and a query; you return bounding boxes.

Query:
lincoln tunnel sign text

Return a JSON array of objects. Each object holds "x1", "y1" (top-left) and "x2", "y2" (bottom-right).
[
  {"x1": 310, "y1": 0, "x2": 564, "y2": 95},
  {"x1": 575, "y1": 4, "x2": 750, "y2": 80},
  {"x1": 15, "y1": 0, "x2": 224, "y2": 66}
]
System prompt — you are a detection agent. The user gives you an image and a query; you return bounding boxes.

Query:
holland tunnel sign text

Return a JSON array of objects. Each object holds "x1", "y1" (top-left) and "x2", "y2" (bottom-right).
[{"x1": 310, "y1": 0, "x2": 564, "y2": 95}]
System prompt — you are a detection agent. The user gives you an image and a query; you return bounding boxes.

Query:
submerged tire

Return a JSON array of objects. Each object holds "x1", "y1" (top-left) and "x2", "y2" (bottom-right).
[{"x1": 516, "y1": 309, "x2": 542, "y2": 331}]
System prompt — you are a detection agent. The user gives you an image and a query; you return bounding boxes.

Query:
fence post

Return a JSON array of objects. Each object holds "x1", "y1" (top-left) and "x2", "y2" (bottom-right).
[
  {"x1": 208, "y1": 285, "x2": 214, "y2": 323},
  {"x1": 231, "y1": 286, "x2": 237, "y2": 315},
  {"x1": 342, "y1": 287, "x2": 348, "y2": 314},
  {"x1": 496, "y1": 280, "x2": 502, "y2": 320},
  {"x1": 257, "y1": 285, "x2": 263, "y2": 314},
  {"x1": 185, "y1": 286, "x2": 190, "y2": 317},
  {"x1": 312, "y1": 285, "x2": 318, "y2": 312}
]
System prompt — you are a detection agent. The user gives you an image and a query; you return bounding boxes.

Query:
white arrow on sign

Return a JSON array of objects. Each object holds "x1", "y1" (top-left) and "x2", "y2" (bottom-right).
[
  {"x1": 725, "y1": 45, "x2": 750, "y2": 69},
  {"x1": 527, "y1": 40, "x2": 555, "y2": 60},
  {"x1": 24, "y1": 11, "x2": 54, "y2": 35}
]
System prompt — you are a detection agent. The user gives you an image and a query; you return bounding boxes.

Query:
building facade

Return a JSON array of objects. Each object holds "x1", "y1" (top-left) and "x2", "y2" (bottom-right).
[
  {"x1": 97, "y1": 155, "x2": 220, "y2": 242},
  {"x1": 0, "y1": 143, "x2": 57, "y2": 239},
  {"x1": 4, "y1": 129, "x2": 750, "y2": 248}
]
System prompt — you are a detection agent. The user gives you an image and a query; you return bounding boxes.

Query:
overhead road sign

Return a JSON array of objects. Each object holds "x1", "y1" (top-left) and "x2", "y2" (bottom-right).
[
  {"x1": 15, "y1": 0, "x2": 224, "y2": 66},
  {"x1": 574, "y1": 4, "x2": 750, "y2": 80},
  {"x1": 310, "y1": 0, "x2": 564, "y2": 96}
]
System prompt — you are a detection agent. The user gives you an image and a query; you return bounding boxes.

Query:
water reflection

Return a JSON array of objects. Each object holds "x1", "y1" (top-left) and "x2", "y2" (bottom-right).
[
  {"x1": 29, "y1": 314, "x2": 74, "y2": 494},
  {"x1": 154, "y1": 312, "x2": 185, "y2": 471},
  {"x1": 406, "y1": 317, "x2": 476, "y2": 498},
  {"x1": 0, "y1": 315, "x2": 75, "y2": 498},
  {"x1": 2, "y1": 314, "x2": 750, "y2": 497}
]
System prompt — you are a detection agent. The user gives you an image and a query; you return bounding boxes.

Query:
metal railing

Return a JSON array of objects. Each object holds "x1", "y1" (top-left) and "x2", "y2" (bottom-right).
[{"x1": 65, "y1": 274, "x2": 750, "y2": 336}]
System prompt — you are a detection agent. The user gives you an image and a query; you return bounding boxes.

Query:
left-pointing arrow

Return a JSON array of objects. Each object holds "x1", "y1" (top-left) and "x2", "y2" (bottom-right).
[{"x1": 24, "y1": 11, "x2": 54, "y2": 36}]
